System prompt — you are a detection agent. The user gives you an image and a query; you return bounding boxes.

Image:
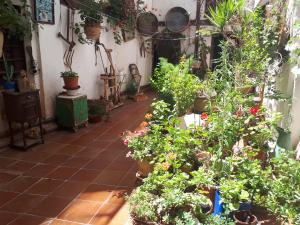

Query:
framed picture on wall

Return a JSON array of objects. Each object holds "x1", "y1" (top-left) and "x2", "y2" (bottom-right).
[{"x1": 34, "y1": 0, "x2": 55, "y2": 24}]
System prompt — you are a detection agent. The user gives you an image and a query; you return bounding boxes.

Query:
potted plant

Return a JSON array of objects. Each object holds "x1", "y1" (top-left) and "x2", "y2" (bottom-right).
[
  {"x1": 128, "y1": 188, "x2": 159, "y2": 225},
  {"x1": 75, "y1": 0, "x2": 103, "y2": 42},
  {"x1": 88, "y1": 99, "x2": 107, "y2": 123},
  {"x1": 233, "y1": 210, "x2": 258, "y2": 225},
  {"x1": 61, "y1": 70, "x2": 79, "y2": 90},
  {"x1": 2, "y1": 55, "x2": 15, "y2": 92},
  {"x1": 0, "y1": 1, "x2": 34, "y2": 40}
]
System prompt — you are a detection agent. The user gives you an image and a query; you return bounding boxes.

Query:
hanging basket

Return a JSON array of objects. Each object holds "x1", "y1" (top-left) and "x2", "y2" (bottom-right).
[{"x1": 84, "y1": 22, "x2": 101, "y2": 40}]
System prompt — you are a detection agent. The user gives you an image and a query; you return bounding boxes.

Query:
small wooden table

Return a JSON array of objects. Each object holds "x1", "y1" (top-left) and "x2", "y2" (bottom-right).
[{"x1": 3, "y1": 90, "x2": 44, "y2": 149}]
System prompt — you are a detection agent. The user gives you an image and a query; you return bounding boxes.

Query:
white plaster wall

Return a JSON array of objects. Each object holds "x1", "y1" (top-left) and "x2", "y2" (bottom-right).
[
  {"x1": 0, "y1": 0, "x2": 201, "y2": 134},
  {"x1": 34, "y1": 0, "x2": 155, "y2": 120}
]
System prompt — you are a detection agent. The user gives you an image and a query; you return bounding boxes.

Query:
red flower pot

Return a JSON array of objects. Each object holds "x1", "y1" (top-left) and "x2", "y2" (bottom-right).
[{"x1": 63, "y1": 76, "x2": 79, "y2": 90}]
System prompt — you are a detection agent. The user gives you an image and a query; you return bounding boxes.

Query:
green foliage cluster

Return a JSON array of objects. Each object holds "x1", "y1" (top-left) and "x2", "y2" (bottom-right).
[
  {"x1": 151, "y1": 57, "x2": 202, "y2": 116},
  {"x1": 60, "y1": 71, "x2": 78, "y2": 77},
  {"x1": 127, "y1": 0, "x2": 300, "y2": 224},
  {"x1": 3, "y1": 55, "x2": 14, "y2": 83},
  {"x1": 0, "y1": 0, "x2": 34, "y2": 39}
]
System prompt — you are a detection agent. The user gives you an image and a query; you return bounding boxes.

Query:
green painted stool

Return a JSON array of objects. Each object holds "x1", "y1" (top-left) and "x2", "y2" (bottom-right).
[{"x1": 56, "y1": 94, "x2": 88, "y2": 132}]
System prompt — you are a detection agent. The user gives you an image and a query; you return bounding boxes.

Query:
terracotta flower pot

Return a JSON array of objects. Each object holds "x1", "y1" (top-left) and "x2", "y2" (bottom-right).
[
  {"x1": 194, "y1": 95, "x2": 208, "y2": 113},
  {"x1": 84, "y1": 22, "x2": 101, "y2": 40},
  {"x1": 236, "y1": 86, "x2": 255, "y2": 95},
  {"x1": 63, "y1": 76, "x2": 79, "y2": 90},
  {"x1": 137, "y1": 159, "x2": 153, "y2": 177},
  {"x1": 233, "y1": 211, "x2": 258, "y2": 225},
  {"x1": 131, "y1": 215, "x2": 157, "y2": 225}
]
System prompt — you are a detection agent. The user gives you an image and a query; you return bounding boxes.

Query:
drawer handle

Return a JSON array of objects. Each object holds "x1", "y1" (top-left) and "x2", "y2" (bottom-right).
[{"x1": 26, "y1": 96, "x2": 32, "y2": 99}]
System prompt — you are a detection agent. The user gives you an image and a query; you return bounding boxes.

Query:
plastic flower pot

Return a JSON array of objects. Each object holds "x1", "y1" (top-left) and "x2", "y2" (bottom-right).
[
  {"x1": 233, "y1": 211, "x2": 258, "y2": 225},
  {"x1": 3, "y1": 82, "x2": 16, "y2": 92},
  {"x1": 213, "y1": 190, "x2": 223, "y2": 216}
]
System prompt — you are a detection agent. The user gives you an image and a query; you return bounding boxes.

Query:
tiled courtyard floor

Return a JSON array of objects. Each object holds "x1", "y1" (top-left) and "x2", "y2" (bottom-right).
[{"x1": 0, "y1": 93, "x2": 154, "y2": 225}]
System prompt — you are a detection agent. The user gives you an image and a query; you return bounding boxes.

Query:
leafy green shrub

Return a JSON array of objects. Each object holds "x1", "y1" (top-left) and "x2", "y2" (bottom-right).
[{"x1": 151, "y1": 57, "x2": 202, "y2": 116}]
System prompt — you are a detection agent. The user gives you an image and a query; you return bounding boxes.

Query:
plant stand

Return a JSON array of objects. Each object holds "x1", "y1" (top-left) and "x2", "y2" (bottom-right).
[{"x1": 56, "y1": 94, "x2": 88, "y2": 132}]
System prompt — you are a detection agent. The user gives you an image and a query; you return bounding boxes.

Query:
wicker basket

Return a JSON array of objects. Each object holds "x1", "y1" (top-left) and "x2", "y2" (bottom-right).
[{"x1": 84, "y1": 22, "x2": 101, "y2": 40}]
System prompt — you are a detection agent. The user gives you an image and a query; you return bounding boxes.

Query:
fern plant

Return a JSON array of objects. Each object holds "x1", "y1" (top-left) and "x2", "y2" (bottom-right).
[{"x1": 3, "y1": 55, "x2": 14, "y2": 83}]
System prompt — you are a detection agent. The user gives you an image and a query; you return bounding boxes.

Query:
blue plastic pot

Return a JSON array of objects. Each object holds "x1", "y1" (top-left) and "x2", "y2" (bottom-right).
[
  {"x1": 213, "y1": 190, "x2": 223, "y2": 216},
  {"x1": 3, "y1": 82, "x2": 16, "y2": 91}
]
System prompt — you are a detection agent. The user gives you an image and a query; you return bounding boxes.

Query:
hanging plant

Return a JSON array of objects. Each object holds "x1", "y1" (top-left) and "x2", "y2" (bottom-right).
[
  {"x1": 105, "y1": 0, "x2": 141, "y2": 44},
  {"x1": 75, "y1": 0, "x2": 103, "y2": 43},
  {"x1": 0, "y1": 0, "x2": 35, "y2": 40}
]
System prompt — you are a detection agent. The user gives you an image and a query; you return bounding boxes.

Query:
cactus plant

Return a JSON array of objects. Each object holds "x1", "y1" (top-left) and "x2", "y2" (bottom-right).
[{"x1": 3, "y1": 55, "x2": 14, "y2": 83}]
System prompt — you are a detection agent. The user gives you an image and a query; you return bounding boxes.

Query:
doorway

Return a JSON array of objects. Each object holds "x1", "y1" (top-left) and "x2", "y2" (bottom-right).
[{"x1": 152, "y1": 33, "x2": 181, "y2": 72}]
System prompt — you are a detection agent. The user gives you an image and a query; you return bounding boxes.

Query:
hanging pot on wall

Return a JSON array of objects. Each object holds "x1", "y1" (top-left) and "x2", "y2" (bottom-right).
[
  {"x1": 84, "y1": 21, "x2": 101, "y2": 40},
  {"x1": 165, "y1": 7, "x2": 190, "y2": 33},
  {"x1": 136, "y1": 12, "x2": 158, "y2": 36},
  {"x1": 0, "y1": 30, "x2": 4, "y2": 58}
]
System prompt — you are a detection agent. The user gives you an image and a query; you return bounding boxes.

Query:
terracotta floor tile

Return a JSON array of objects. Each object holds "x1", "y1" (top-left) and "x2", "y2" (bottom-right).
[
  {"x1": 35, "y1": 142, "x2": 66, "y2": 153},
  {"x1": 97, "y1": 151, "x2": 120, "y2": 161},
  {"x1": 6, "y1": 161, "x2": 36, "y2": 173},
  {"x1": 29, "y1": 196, "x2": 71, "y2": 218},
  {"x1": 0, "y1": 191, "x2": 18, "y2": 207},
  {"x1": 0, "y1": 172, "x2": 18, "y2": 185},
  {"x1": 24, "y1": 164, "x2": 57, "y2": 178},
  {"x1": 1, "y1": 193, "x2": 44, "y2": 213},
  {"x1": 84, "y1": 159, "x2": 110, "y2": 171},
  {"x1": 118, "y1": 172, "x2": 138, "y2": 187},
  {"x1": 57, "y1": 145, "x2": 85, "y2": 155},
  {"x1": 105, "y1": 161, "x2": 133, "y2": 172},
  {"x1": 75, "y1": 147, "x2": 103, "y2": 159},
  {"x1": 8, "y1": 214, "x2": 52, "y2": 225},
  {"x1": 0, "y1": 158, "x2": 16, "y2": 169},
  {"x1": 90, "y1": 203, "x2": 126, "y2": 225},
  {"x1": 94, "y1": 170, "x2": 126, "y2": 186},
  {"x1": 0, "y1": 150, "x2": 26, "y2": 160},
  {"x1": 78, "y1": 184, "x2": 113, "y2": 202},
  {"x1": 51, "y1": 181, "x2": 88, "y2": 199},
  {"x1": 0, "y1": 176, "x2": 39, "y2": 193},
  {"x1": 43, "y1": 154, "x2": 72, "y2": 165},
  {"x1": 62, "y1": 157, "x2": 91, "y2": 168},
  {"x1": 49, "y1": 219, "x2": 82, "y2": 225},
  {"x1": 0, "y1": 211, "x2": 20, "y2": 225},
  {"x1": 20, "y1": 151, "x2": 52, "y2": 163},
  {"x1": 58, "y1": 199, "x2": 101, "y2": 223},
  {"x1": 46, "y1": 167, "x2": 79, "y2": 180},
  {"x1": 26, "y1": 178, "x2": 64, "y2": 195},
  {"x1": 86, "y1": 140, "x2": 112, "y2": 149},
  {"x1": 69, "y1": 169, "x2": 99, "y2": 183},
  {"x1": 72, "y1": 136, "x2": 96, "y2": 147},
  {"x1": 109, "y1": 188, "x2": 133, "y2": 205}
]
